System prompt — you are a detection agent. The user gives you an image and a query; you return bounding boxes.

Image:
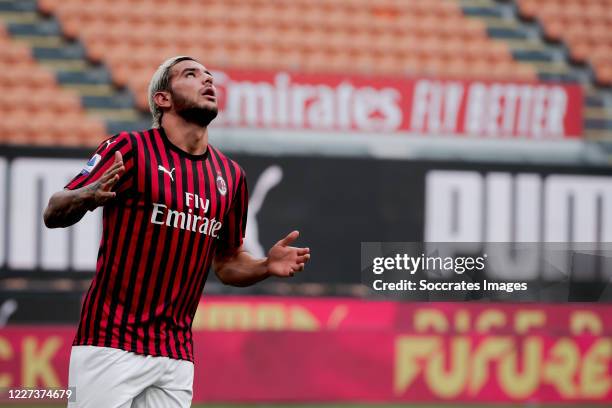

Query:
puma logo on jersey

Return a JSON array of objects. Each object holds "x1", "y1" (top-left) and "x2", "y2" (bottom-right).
[
  {"x1": 104, "y1": 139, "x2": 116, "y2": 150},
  {"x1": 158, "y1": 165, "x2": 175, "y2": 182}
]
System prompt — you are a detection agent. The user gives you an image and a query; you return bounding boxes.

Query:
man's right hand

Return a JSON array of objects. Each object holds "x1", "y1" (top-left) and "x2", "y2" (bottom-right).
[
  {"x1": 43, "y1": 151, "x2": 126, "y2": 228},
  {"x1": 84, "y1": 151, "x2": 125, "y2": 210}
]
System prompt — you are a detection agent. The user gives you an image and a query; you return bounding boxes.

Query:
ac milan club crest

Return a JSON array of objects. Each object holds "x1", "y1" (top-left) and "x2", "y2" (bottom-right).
[{"x1": 216, "y1": 175, "x2": 227, "y2": 196}]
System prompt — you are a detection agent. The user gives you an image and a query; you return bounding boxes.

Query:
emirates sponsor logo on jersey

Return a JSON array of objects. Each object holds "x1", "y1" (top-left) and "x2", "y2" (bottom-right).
[{"x1": 150, "y1": 192, "x2": 222, "y2": 237}]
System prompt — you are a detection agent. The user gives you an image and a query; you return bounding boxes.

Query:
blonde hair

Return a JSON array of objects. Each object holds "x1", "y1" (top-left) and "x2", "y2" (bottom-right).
[{"x1": 148, "y1": 56, "x2": 197, "y2": 128}]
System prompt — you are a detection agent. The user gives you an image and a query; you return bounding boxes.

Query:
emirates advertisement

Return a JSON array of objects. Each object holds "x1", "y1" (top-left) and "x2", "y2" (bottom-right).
[{"x1": 210, "y1": 69, "x2": 584, "y2": 139}]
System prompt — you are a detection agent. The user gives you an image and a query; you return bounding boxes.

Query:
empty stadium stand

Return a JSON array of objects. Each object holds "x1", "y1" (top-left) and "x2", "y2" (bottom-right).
[
  {"x1": 511, "y1": 0, "x2": 612, "y2": 141},
  {"x1": 0, "y1": 0, "x2": 609, "y2": 148},
  {"x1": 0, "y1": 13, "x2": 106, "y2": 145},
  {"x1": 518, "y1": 0, "x2": 612, "y2": 84},
  {"x1": 39, "y1": 0, "x2": 539, "y2": 115}
]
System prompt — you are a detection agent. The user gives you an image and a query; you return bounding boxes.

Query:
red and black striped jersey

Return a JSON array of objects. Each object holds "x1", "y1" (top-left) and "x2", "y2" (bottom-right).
[{"x1": 65, "y1": 127, "x2": 248, "y2": 362}]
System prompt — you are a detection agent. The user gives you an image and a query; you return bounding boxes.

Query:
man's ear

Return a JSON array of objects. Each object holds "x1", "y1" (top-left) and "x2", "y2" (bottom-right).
[{"x1": 153, "y1": 91, "x2": 172, "y2": 109}]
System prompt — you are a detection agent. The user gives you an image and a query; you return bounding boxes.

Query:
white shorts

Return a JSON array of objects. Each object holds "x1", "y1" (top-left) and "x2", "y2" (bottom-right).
[{"x1": 67, "y1": 345, "x2": 193, "y2": 408}]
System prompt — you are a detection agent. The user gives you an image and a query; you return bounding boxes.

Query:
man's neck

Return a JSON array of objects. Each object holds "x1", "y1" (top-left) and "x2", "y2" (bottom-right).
[{"x1": 162, "y1": 115, "x2": 209, "y2": 156}]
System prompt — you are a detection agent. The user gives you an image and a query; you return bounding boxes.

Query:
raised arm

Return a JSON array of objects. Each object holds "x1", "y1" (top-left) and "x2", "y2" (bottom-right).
[
  {"x1": 213, "y1": 230, "x2": 311, "y2": 287},
  {"x1": 43, "y1": 151, "x2": 125, "y2": 228}
]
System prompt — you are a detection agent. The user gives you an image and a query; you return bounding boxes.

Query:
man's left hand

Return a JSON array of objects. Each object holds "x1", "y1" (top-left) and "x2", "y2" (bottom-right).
[{"x1": 267, "y1": 230, "x2": 311, "y2": 277}]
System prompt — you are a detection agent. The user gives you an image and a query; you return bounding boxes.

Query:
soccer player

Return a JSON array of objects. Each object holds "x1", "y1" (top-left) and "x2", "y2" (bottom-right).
[{"x1": 43, "y1": 56, "x2": 311, "y2": 407}]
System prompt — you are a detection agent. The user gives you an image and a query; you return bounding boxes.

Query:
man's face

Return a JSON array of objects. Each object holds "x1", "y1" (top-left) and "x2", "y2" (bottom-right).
[{"x1": 168, "y1": 59, "x2": 218, "y2": 127}]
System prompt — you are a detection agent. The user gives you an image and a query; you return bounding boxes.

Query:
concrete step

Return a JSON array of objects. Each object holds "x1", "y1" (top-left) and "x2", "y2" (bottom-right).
[
  {"x1": 12, "y1": 34, "x2": 65, "y2": 47},
  {"x1": 584, "y1": 107, "x2": 612, "y2": 121},
  {"x1": 62, "y1": 83, "x2": 117, "y2": 97},
  {"x1": 0, "y1": 11, "x2": 38, "y2": 23},
  {"x1": 87, "y1": 108, "x2": 142, "y2": 122},
  {"x1": 38, "y1": 59, "x2": 89, "y2": 71}
]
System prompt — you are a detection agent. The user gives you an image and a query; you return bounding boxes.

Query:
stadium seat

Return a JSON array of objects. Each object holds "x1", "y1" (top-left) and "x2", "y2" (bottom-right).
[
  {"x1": 0, "y1": 65, "x2": 56, "y2": 89},
  {"x1": 0, "y1": 28, "x2": 106, "y2": 146},
  {"x1": 518, "y1": 0, "x2": 612, "y2": 84},
  {"x1": 594, "y1": 63, "x2": 612, "y2": 85},
  {"x1": 0, "y1": 43, "x2": 33, "y2": 64}
]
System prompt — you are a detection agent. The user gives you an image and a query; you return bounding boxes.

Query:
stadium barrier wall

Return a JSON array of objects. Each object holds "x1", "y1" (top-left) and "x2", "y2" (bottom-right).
[
  {"x1": 0, "y1": 297, "x2": 610, "y2": 403},
  {"x1": 0, "y1": 147, "x2": 610, "y2": 298},
  {"x1": 210, "y1": 69, "x2": 584, "y2": 139}
]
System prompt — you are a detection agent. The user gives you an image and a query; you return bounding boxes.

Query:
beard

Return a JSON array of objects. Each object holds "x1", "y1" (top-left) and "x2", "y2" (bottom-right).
[{"x1": 171, "y1": 89, "x2": 218, "y2": 127}]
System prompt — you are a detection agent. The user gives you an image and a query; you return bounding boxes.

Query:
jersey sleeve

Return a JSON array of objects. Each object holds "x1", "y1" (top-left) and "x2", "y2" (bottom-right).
[
  {"x1": 217, "y1": 167, "x2": 249, "y2": 251},
  {"x1": 64, "y1": 132, "x2": 135, "y2": 194}
]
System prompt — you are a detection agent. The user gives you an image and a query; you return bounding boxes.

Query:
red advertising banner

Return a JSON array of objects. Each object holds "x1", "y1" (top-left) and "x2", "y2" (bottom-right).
[
  {"x1": 0, "y1": 299, "x2": 610, "y2": 404},
  {"x1": 192, "y1": 296, "x2": 612, "y2": 335},
  {"x1": 211, "y1": 70, "x2": 584, "y2": 139}
]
